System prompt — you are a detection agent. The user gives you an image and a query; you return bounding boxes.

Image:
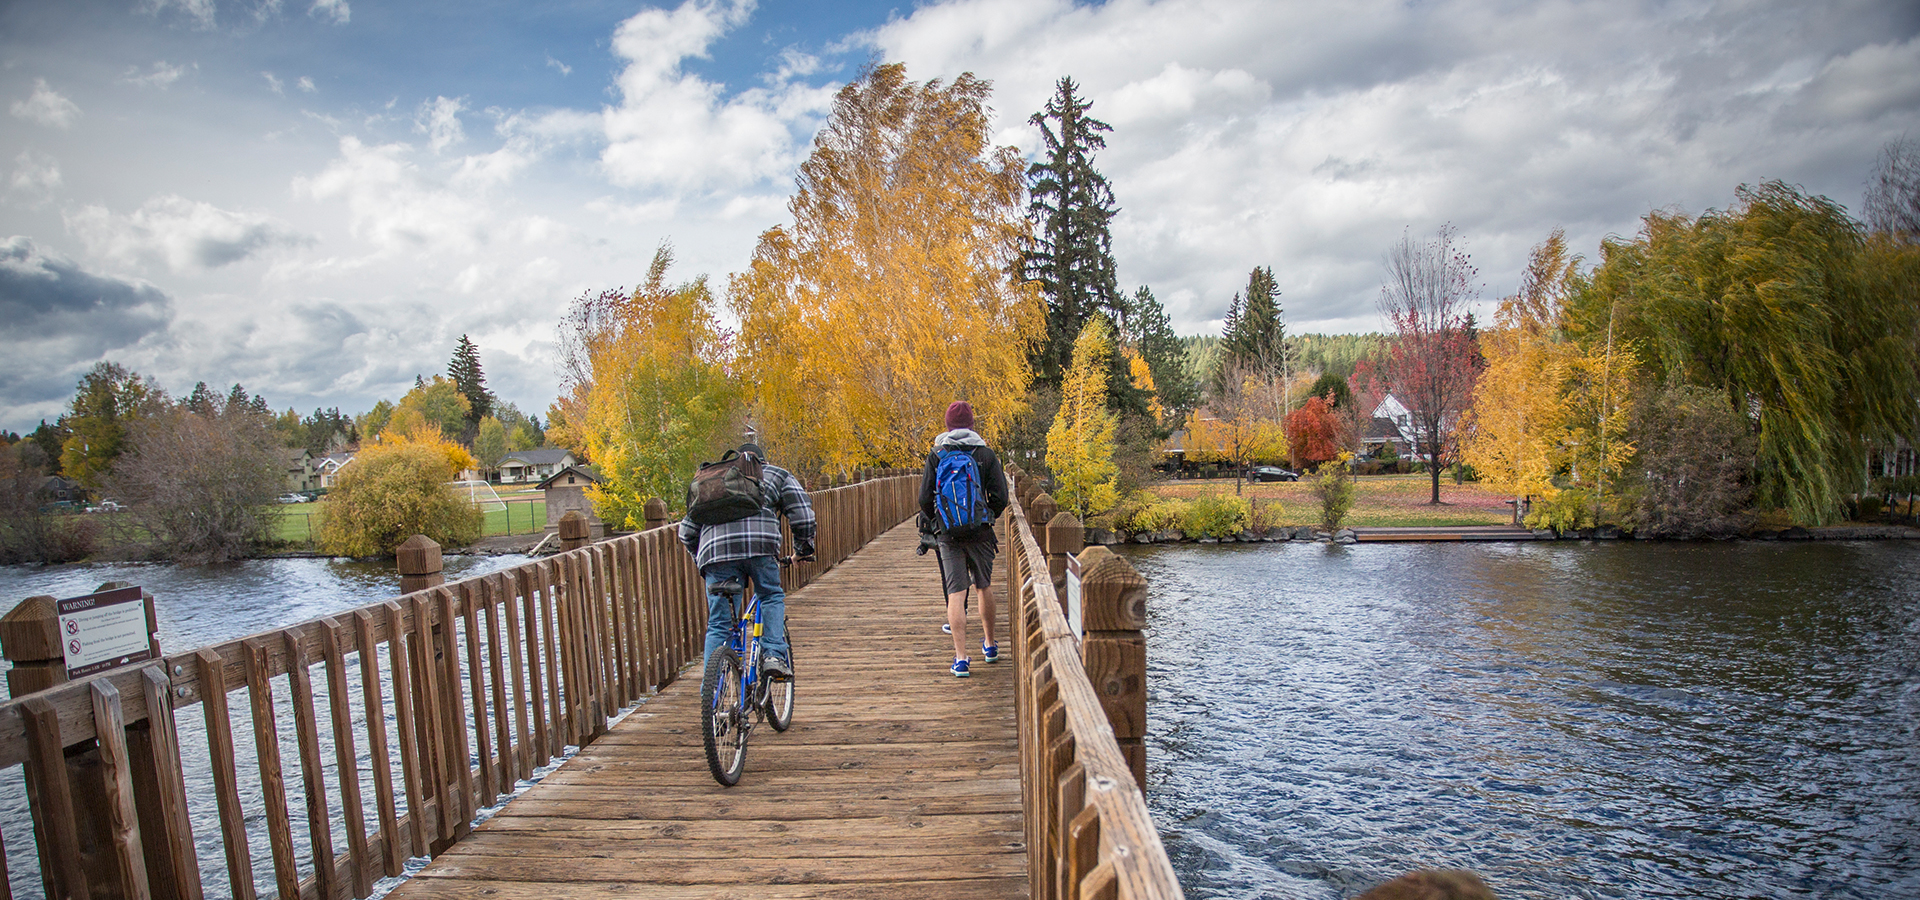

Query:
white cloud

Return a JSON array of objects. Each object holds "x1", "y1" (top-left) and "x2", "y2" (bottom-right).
[
  {"x1": 866, "y1": 0, "x2": 1920, "y2": 332},
  {"x1": 298, "y1": 76, "x2": 317, "y2": 94},
  {"x1": 420, "y1": 96, "x2": 466, "y2": 151},
  {"x1": 546, "y1": 55, "x2": 572, "y2": 77},
  {"x1": 123, "y1": 61, "x2": 192, "y2": 90},
  {"x1": 263, "y1": 71, "x2": 285, "y2": 94},
  {"x1": 8, "y1": 151, "x2": 62, "y2": 205},
  {"x1": 143, "y1": 0, "x2": 219, "y2": 30},
  {"x1": 599, "y1": 0, "x2": 837, "y2": 193},
  {"x1": 65, "y1": 195, "x2": 310, "y2": 272},
  {"x1": 10, "y1": 78, "x2": 80, "y2": 128},
  {"x1": 310, "y1": 0, "x2": 350, "y2": 25},
  {"x1": 293, "y1": 136, "x2": 492, "y2": 256}
]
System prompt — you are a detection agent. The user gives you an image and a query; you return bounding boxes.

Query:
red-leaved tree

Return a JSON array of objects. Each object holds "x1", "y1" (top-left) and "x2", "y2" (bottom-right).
[
  {"x1": 1378, "y1": 225, "x2": 1482, "y2": 504},
  {"x1": 1285, "y1": 395, "x2": 1343, "y2": 469}
]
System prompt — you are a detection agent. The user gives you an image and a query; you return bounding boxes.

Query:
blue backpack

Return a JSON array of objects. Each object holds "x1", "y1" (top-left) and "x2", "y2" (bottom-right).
[{"x1": 933, "y1": 447, "x2": 991, "y2": 535}]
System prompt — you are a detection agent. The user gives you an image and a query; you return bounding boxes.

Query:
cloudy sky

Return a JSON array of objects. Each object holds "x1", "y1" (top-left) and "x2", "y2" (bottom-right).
[{"x1": 4, "y1": 0, "x2": 1917, "y2": 434}]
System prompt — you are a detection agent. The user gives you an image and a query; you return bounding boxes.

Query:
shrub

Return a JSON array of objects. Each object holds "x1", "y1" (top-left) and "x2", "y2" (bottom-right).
[
  {"x1": 1125, "y1": 497, "x2": 1188, "y2": 533},
  {"x1": 1182, "y1": 493, "x2": 1248, "y2": 538},
  {"x1": 1310, "y1": 457, "x2": 1356, "y2": 529},
  {"x1": 1856, "y1": 496, "x2": 1884, "y2": 520},
  {"x1": 1525, "y1": 488, "x2": 1595, "y2": 533},
  {"x1": 1247, "y1": 495, "x2": 1286, "y2": 530},
  {"x1": 319, "y1": 437, "x2": 482, "y2": 557}
]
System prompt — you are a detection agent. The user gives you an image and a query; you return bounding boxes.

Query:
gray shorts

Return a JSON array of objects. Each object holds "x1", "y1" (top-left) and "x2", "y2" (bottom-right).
[{"x1": 934, "y1": 532, "x2": 997, "y2": 595}]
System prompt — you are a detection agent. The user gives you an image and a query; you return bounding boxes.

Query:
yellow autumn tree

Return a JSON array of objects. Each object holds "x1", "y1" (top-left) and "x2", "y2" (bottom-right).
[
  {"x1": 728, "y1": 63, "x2": 1043, "y2": 476},
  {"x1": 319, "y1": 423, "x2": 481, "y2": 557},
  {"x1": 1461, "y1": 230, "x2": 1578, "y2": 503},
  {"x1": 555, "y1": 246, "x2": 742, "y2": 528},
  {"x1": 1536, "y1": 331, "x2": 1640, "y2": 530},
  {"x1": 1047, "y1": 317, "x2": 1121, "y2": 518},
  {"x1": 1462, "y1": 229, "x2": 1642, "y2": 530}
]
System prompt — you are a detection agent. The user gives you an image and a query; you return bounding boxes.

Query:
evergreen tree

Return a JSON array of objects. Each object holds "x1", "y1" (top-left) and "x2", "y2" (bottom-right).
[
  {"x1": 1126, "y1": 285, "x2": 1198, "y2": 421},
  {"x1": 448, "y1": 335, "x2": 495, "y2": 427},
  {"x1": 1222, "y1": 266, "x2": 1289, "y2": 376},
  {"x1": 1025, "y1": 76, "x2": 1127, "y2": 389}
]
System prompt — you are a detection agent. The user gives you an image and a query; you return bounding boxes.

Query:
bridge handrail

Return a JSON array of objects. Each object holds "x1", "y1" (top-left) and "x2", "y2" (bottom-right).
[
  {"x1": 1005, "y1": 473, "x2": 1185, "y2": 900},
  {"x1": 0, "y1": 472, "x2": 921, "y2": 900}
]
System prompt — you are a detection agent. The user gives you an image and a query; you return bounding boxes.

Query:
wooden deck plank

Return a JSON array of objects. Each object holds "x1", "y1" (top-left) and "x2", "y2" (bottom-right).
[{"x1": 385, "y1": 522, "x2": 1028, "y2": 899}]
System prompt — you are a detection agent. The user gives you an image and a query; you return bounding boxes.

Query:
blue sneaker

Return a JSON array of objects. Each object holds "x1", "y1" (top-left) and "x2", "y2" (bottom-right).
[
  {"x1": 951, "y1": 658, "x2": 970, "y2": 678},
  {"x1": 982, "y1": 643, "x2": 999, "y2": 663}
]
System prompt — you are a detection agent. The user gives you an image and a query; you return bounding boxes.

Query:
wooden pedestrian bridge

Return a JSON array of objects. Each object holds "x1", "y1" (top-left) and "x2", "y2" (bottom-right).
[{"x1": 0, "y1": 472, "x2": 1181, "y2": 900}]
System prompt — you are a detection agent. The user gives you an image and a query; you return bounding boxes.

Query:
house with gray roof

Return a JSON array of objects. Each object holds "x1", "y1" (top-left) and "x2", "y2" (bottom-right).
[{"x1": 498, "y1": 448, "x2": 578, "y2": 485}]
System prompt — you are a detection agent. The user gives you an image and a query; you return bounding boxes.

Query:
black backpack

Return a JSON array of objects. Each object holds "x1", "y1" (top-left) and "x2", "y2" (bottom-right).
[{"x1": 686, "y1": 450, "x2": 766, "y2": 525}]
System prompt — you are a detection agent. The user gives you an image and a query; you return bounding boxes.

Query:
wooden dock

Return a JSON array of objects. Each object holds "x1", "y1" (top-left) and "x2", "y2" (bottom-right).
[{"x1": 385, "y1": 522, "x2": 1028, "y2": 899}]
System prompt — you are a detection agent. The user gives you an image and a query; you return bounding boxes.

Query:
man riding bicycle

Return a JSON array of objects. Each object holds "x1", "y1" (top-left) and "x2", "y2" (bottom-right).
[{"x1": 679, "y1": 441, "x2": 816, "y2": 679}]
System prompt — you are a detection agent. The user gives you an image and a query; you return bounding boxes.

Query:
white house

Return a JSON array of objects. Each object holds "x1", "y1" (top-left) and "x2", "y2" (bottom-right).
[{"x1": 498, "y1": 449, "x2": 578, "y2": 485}]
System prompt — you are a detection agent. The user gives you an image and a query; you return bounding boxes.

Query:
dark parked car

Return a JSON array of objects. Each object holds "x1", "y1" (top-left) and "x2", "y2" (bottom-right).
[{"x1": 1249, "y1": 466, "x2": 1299, "y2": 482}]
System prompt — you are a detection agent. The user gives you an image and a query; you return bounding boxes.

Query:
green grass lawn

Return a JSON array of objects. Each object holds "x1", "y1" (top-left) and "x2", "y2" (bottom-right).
[
  {"x1": 272, "y1": 497, "x2": 550, "y2": 548},
  {"x1": 1147, "y1": 473, "x2": 1515, "y2": 528}
]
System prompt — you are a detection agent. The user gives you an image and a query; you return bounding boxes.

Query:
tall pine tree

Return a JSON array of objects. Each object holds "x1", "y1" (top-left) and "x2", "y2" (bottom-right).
[
  {"x1": 447, "y1": 334, "x2": 495, "y2": 433},
  {"x1": 1221, "y1": 266, "x2": 1288, "y2": 375},
  {"x1": 1126, "y1": 285, "x2": 1198, "y2": 422},
  {"x1": 1025, "y1": 77, "x2": 1127, "y2": 390}
]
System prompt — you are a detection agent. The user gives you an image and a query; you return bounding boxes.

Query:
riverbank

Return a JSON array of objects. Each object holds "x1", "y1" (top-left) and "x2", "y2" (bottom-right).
[{"x1": 1085, "y1": 522, "x2": 1920, "y2": 545}]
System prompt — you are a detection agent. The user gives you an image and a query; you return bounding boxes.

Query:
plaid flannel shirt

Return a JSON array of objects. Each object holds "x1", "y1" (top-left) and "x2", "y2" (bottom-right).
[{"x1": 679, "y1": 461, "x2": 817, "y2": 571}]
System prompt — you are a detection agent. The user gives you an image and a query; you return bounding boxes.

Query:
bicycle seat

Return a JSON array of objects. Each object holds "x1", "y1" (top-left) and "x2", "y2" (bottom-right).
[{"x1": 711, "y1": 579, "x2": 746, "y2": 595}]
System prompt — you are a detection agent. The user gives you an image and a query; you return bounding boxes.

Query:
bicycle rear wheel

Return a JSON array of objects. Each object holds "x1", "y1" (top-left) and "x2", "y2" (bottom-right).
[
  {"x1": 765, "y1": 655, "x2": 794, "y2": 732},
  {"x1": 701, "y1": 647, "x2": 748, "y2": 786}
]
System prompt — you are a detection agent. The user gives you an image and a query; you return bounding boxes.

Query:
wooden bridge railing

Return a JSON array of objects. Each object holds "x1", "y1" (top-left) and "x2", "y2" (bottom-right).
[
  {"x1": 0, "y1": 472, "x2": 920, "y2": 900},
  {"x1": 1006, "y1": 470, "x2": 1185, "y2": 900}
]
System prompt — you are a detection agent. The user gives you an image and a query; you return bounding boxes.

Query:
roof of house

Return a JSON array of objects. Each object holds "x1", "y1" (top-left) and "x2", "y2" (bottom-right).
[
  {"x1": 536, "y1": 464, "x2": 602, "y2": 490},
  {"x1": 1363, "y1": 416, "x2": 1406, "y2": 441},
  {"x1": 502, "y1": 448, "x2": 576, "y2": 467}
]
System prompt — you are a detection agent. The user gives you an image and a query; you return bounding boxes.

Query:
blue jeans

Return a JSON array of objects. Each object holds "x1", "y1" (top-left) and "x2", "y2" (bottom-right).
[{"x1": 702, "y1": 556, "x2": 787, "y2": 664}]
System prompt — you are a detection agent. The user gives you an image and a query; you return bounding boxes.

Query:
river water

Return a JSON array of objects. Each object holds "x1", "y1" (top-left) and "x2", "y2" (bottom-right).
[
  {"x1": 0, "y1": 555, "x2": 531, "y2": 676},
  {"x1": 1120, "y1": 540, "x2": 1920, "y2": 900},
  {"x1": 0, "y1": 554, "x2": 534, "y2": 897}
]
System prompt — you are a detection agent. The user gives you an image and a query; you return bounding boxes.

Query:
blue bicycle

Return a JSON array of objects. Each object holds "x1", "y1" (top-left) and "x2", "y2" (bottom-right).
[{"x1": 701, "y1": 557, "x2": 800, "y2": 786}]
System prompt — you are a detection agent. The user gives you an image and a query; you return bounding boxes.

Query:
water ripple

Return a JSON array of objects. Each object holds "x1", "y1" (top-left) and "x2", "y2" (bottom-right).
[{"x1": 1124, "y1": 541, "x2": 1920, "y2": 900}]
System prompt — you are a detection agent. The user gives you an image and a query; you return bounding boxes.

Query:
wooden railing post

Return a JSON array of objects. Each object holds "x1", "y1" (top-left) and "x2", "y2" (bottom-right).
[
  {"x1": 1077, "y1": 547, "x2": 1149, "y2": 791},
  {"x1": 559, "y1": 511, "x2": 590, "y2": 551},
  {"x1": 2, "y1": 594, "x2": 66, "y2": 697},
  {"x1": 397, "y1": 536, "x2": 443, "y2": 594},
  {"x1": 1044, "y1": 510, "x2": 1083, "y2": 598},
  {"x1": 644, "y1": 497, "x2": 668, "y2": 531}
]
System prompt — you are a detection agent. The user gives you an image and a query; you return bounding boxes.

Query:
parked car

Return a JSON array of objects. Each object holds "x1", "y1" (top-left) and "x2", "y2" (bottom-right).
[
  {"x1": 1249, "y1": 466, "x2": 1299, "y2": 483},
  {"x1": 278, "y1": 493, "x2": 308, "y2": 504},
  {"x1": 86, "y1": 499, "x2": 125, "y2": 513}
]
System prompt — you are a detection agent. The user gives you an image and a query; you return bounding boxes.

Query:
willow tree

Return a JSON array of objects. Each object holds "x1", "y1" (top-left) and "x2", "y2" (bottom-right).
[
  {"x1": 557, "y1": 246, "x2": 742, "y2": 527},
  {"x1": 729, "y1": 63, "x2": 1041, "y2": 475},
  {"x1": 1572, "y1": 182, "x2": 1920, "y2": 524}
]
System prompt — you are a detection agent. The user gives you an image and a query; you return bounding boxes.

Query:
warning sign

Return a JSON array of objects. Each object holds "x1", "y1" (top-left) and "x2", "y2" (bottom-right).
[{"x1": 56, "y1": 586, "x2": 153, "y2": 678}]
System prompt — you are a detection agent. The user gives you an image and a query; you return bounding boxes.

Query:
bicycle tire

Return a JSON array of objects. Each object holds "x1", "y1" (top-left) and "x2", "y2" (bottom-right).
[
  {"x1": 701, "y1": 647, "x2": 748, "y2": 786},
  {"x1": 765, "y1": 657, "x2": 795, "y2": 732}
]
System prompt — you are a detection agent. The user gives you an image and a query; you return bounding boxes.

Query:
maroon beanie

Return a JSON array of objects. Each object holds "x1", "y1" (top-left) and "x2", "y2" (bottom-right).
[{"x1": 945, "y1": 401, "x2": 975, "y2": 430}]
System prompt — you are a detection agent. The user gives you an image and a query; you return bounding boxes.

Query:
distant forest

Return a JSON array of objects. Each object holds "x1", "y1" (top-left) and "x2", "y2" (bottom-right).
[{"x1": 1180, "y1": 332, "x2": 1390, "y2": 386}]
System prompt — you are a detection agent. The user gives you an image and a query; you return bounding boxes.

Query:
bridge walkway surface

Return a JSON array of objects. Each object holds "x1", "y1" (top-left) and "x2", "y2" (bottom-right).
[{"x1": 385, "y1": 521, "x2": 1027, "y2": 899}]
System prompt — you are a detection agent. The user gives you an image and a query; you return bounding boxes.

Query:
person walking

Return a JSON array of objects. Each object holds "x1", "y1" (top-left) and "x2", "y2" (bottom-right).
[
  {"x1": 919, "y1": 401, "x2": 1008, "y2": 678},
  {"x1": 680, "y1": 441, "x2": 816, "y2": 679}
]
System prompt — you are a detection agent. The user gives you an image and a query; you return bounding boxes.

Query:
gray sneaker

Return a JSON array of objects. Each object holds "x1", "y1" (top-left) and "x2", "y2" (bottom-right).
[{"x1": 764, "y1": 655, "x2": 793, "y2": 680}]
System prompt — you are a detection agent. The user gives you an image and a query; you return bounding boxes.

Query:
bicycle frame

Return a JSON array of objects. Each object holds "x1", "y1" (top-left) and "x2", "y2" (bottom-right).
[{"x1": 722, "y1": 586, "x2": 767, "y2": 713}]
